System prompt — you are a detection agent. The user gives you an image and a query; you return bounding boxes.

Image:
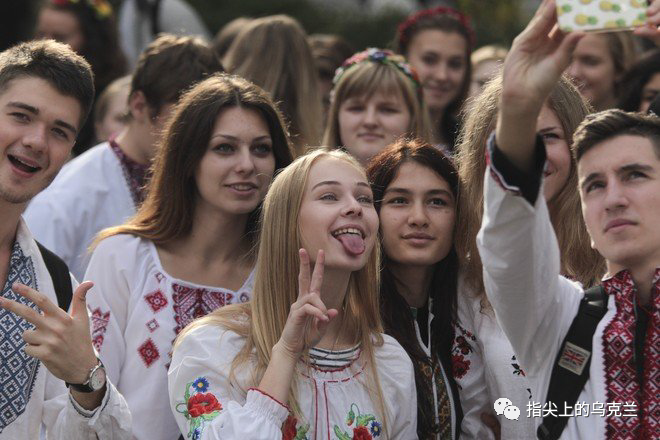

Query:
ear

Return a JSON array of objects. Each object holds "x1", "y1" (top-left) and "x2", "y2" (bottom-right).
[{"x1": 128, "y1": 90, "x2": 150, "y2": 123}]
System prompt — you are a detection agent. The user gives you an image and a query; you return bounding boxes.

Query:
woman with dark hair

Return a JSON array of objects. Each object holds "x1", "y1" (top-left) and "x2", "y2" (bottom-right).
[
  {"x1": 83, "y1": 74, "x2": 294, "y2": 439},
  {"x1": 367, "y1": 139, "x2": 461, "y2": 439},
  {"x1": 619, "y1": 49, "x2": 660, "y2": 113},
  {"x1": 35, "y1": 0, "x2": 128, "y2": 154},
  {"x1": 396, "y1": 7, "x2": 473, "y2": 152}
]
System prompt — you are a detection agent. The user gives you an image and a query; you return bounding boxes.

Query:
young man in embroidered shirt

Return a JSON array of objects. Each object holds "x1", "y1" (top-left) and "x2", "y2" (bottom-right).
[
  {"x1": 0, "y1": 39, "x2": 131, "y2": 438},
  {"x1": 477, "y1": 0, "x2": 660, "y2": 438},
  {"x1": 24, "y1": 34, "x2": 223, "y2": 280}
]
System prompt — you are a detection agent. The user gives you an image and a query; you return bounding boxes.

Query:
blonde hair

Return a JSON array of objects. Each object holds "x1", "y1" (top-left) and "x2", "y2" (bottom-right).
[
  {"x1": 224, "y1": 15, "x2": 323, "y2": 155},
  {"x1": 455, "y1": 74, "x2": 606, "y2": 304},
  {"x1": 322, "y1": 58, "x2": 433, "y2": 150},
  {"x1": 176, "y1": 149, "x2": 389, "y2": 431},
  {"x1": 470, "y1": 44, "x2": 508, "y2": 67}
]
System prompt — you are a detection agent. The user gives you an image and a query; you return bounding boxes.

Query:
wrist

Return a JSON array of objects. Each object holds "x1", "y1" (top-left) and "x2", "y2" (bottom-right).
[{"x1": 272, "y1": 341, "x2": 301, "y2": 363}]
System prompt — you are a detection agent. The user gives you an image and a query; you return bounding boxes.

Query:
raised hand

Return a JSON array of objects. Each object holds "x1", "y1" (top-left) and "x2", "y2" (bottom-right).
[
  {"x1": 634, "y1": 0, "x2": 660, "y2": 42},
  {"x1": 277, "y1": 249, "x2": 339, "y2": 358},
  {"x1": 0, "y1": 282, "x2": 98, "y2": 385}
]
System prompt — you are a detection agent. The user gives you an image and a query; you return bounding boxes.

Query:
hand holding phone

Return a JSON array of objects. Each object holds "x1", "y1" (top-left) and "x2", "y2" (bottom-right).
[{"x1": 557, "y1": 0, "x2": 648, "y2": 33}]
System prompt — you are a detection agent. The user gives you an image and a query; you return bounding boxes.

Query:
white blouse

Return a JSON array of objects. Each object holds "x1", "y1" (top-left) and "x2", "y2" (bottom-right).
[
  {"x1": 84, "y1": 233, "x2": 254, "y2": 440},
  {"x1": 168, "y1": 324, "x2": 418, "y2": 439}
]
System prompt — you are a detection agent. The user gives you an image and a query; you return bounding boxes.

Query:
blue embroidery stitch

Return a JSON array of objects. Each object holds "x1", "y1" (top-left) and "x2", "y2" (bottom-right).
[{"x1": 0, "y1": 242, "x2": 40, "y2": 433}]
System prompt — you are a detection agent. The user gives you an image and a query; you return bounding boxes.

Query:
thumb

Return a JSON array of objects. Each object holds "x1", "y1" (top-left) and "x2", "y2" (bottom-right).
[{"x1": 70, "y1": 281, "x2": 94, "y2": 319}]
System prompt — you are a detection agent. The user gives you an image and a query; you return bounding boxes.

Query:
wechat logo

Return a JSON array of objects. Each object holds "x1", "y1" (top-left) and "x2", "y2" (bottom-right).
[{"x1": 494, "y1": 397, "x2": 521, "y2": 421}]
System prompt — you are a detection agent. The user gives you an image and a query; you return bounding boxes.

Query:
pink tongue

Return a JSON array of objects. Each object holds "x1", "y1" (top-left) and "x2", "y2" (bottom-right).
[{"x1": 336, "y1": 234, "x2": 365, "y2": 256}]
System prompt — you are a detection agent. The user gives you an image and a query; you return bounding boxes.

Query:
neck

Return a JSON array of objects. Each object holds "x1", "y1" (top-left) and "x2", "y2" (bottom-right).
[
  {"x1": 594, "y1": 94, "x2": 618, "y2": 112},
  {"x1": 0, "y1": 201, "x2": 21, "y2": 251},
  {"x1": 390, "y1": 263, "x2": 433, "y2": 308},
  {"x1": 114, "y1": 125, "x2": 152, "y2": 165},
  {"x1": 430, "y1": 108, "x2": 446, "y2": 145},
  {"x1": 171, "y1": 206, "x2": 251, "y2": 263},
  {"x1": 316, "y1": 267, "x2": 352, "y2": 349}
]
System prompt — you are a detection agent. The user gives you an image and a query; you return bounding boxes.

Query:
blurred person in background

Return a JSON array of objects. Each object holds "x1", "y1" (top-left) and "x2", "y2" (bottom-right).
[
  {"x1": 567, "y1": 32, "x2": 638, "y2": 111},
  {"x1": 118, "y1": 0, "x2": 211, "y2": 68},
  {"x1": 323, "y1": 48, "x2": 432, "y2": 166},
  {"x1": 468, "y1": 44, "x2": 507, "y2": 100},
  {"x1": 224, "y1": 15, "x2": 323, "y2": 155},
  {"x1": 35, "y1": 0, "x2": 128, "y2": 155},
  {"x1": 619, "y1": 49, "x2": 660, "y2": 113},
  {"x1": 308, "y1": 33, "x2": 354, "y2": 120},
  {"x1": 93, "y1": 75, "x2": 131, "y2": 143},
  {"x1": 396, "y1": 6, "x2": 473, "y2": 153},
  {"x1": 212, "y1": 17, "x2": 253, "y2": 67}
]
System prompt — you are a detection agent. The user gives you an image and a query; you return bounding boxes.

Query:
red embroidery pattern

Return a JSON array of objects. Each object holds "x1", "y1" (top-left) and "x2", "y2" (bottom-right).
[
  {"x1": 90, "y1": 307, "x2": 110, "y2": 351},
  {"x1": 602, "y1": 269, "x2": 660, "y2": 439},
  {"x1": 146, "y1": 318, "x2": 159, "y2": 333},
  {"x1": 144, "y1": 290, "x2": 168, "y2": 313},
  {"x1": 451, "y1": 323, "x2": 476, "y2": 380},
  {"x1": 138, "y1": 338, "x2": 160, "y2": 367},
  {"x1": 171, "y1": 284, "x2": 236, "y2": 334}
]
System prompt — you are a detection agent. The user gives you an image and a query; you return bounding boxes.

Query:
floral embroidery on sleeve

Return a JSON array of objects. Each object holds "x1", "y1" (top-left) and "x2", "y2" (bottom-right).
[
  {"x1": 175, "y1": 377, "x2": 223, "y2": 439},
  {"x1": 333, "y1": 404, "x2": 382, "y2": 439},
  {"x1": 451, "y1": 323, "x2": 477, "y2": 380},
  {"x1": 282, "y1": 414, "x2": 310, "y2": 440}
]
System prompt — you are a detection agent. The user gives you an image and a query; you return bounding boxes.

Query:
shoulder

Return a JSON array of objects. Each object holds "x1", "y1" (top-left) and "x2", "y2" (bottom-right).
[
  {"x1": 174, "y1": 320, "x2": 248, "y2": 363},
  {"x1": 373, "y1": 333, "x2": 414, "y2": 376},
  {"x1": 89, "y1": 234, "x2": 152, "y2": 273}
]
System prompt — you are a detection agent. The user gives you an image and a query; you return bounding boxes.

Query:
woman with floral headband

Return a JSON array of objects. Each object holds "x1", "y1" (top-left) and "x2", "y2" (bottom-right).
[
  {"x1": 396, "y1": 7, "x2": 473, "y2": 153},
  {"x1": 323, "y1": 47, "x2": 432, "y2": 165},
  {"x1": 35, "y1": 0, "x2": 127, "y2": 155}
]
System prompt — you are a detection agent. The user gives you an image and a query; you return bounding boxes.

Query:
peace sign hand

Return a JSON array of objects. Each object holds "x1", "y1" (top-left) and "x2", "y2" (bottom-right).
[
  {"x1": 0, "y1": 281, "x2": 99, "y2": 384},
  {"x1": 277, "y1": 249, "x2": 339, "y2": 358}
]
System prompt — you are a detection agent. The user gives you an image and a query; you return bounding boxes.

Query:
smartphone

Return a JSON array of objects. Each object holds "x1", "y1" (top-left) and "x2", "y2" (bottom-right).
[{"x1": 557, "y1": 0, "x2": 648, "y2": 33}]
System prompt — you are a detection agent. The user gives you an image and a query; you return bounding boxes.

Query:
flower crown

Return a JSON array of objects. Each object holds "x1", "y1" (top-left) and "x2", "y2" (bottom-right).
[
  {"x1": 51, "y1": 0, "x2": 113, "y2": 20},
  {"x1": 332, "y1": 48, "x2": 421, "y2": 89},
  {"x1": 398, "y1": 6, "x2": 475, "y2": 48}
]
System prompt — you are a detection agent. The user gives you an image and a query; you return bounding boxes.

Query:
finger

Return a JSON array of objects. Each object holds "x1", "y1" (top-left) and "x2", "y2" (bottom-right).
[
  {"x1": 12, "y1": 283, "x2": 62, "y2": 316},
  {"x1": 297, "y1": 303, "x2": 330, "y2": 323},
  {"x1": 0, "y1": 296, "x2": 44, "y2": 327},
  {"x1": 22, "y1": 328, "x2": 48, "y2": 346},
  {"x1": 70, "y1": 281, "x2": 94, "y2": 320},
  {"x1": 553, "y1": 31, "x2": 584, "y2": 70},
  {"x1": 300, "y1": 291, "x2": 329, "y2": 316},
  {"x1": 522, "y1": 0, "x2": 557, "y2": 41},
  {"x1": 649, "y1": 0, "x2": 660, "y2": 17},
  {"x1": 311, "y1": 308, "x2": 339, "y2": 339},
  {"x1": 298, "y1": 248, "x2": 311, "y2": 298},
  {"x1": 309, "y1": 249, "x2": 324, "y2": 295}
]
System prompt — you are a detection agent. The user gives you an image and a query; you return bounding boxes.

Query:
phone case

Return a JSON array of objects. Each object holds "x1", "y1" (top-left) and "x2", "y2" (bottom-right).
[{"x1": 556, "y1": 0, "x2": 648, "y2": 32}]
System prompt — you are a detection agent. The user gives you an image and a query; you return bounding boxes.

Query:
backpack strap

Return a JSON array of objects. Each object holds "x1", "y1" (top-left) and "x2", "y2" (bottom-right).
[
  {"x1": 36, "y1": 241, "x2": 73, "y2": 312},
  {"x1": 537, "y1": 285, "x2": 608, "y2": 440}
]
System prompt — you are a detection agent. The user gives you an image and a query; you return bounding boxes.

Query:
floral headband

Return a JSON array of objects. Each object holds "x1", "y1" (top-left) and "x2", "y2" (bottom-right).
[
  {"x1": 332, "y1": 48, "x2": 421, "y2": 89},
  {"x1": 398, "y1": 6, "x2": 475, "y2": 48},
  {"x1": 51, "y1": 0, "x2": 113, "y2": 20}
]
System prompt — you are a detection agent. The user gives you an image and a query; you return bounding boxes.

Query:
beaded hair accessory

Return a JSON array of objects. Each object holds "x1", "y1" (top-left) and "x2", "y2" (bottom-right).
[
  {"x1": 51, "y1": 0, "x2": 113, "y2": 20},
  {"x1": 332, "y1": 48, "x2": 421, "y2": 89},
  {"x1": 398, "y1": 6, "x2": 475, "y2": 48}
]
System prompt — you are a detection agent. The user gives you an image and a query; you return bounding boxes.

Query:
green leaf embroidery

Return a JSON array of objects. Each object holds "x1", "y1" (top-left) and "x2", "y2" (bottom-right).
[
  {"x1": 346, "y1": 408, "x2": 355, "y2": 425},
  {"x1": 294, "y1": 424, "x2": 310, "y2": 440},
  {"x1": 201, "y1": 411, "x2": 221, "y2": 421},
  {"x1": 334, "y1": 425, "x2": 351, "y2": 440},
  {"x1": 356, "y1": 414, "x2": 375, "y2": 427}
]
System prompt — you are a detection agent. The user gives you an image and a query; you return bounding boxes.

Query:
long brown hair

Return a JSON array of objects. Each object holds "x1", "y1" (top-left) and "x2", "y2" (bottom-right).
[
  {"x1": 97, "y1": 73, "x2": 294, "y2": 248},
  {"x1": 455, "y1": 74, "x2": 605, "y2": 303},
  {"x1": 177, "y1": 150, "x2": 390, "y2": 431},
  {"x1": 224, "y1": 15, "x2": 323, "y2": 154}
]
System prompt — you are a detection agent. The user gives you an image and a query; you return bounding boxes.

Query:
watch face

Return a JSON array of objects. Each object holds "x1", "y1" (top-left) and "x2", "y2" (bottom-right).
[{"x1": 89, "y1": 366, "x2": 107, "y2": 391}]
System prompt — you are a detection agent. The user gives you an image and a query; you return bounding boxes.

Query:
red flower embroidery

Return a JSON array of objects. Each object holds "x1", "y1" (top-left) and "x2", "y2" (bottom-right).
[
  {"x1": 187, "y1": 392, "x2": 222, "y2": 418},
  {"x1": 353, "y1": 426, "x2": 373, "y2": 440},
  {"x1": 282, "y1": 414, "x2": 297, "y2": 440},
  {"x1": 452, "y1": 354, "x2": 471, "y2": 379}
]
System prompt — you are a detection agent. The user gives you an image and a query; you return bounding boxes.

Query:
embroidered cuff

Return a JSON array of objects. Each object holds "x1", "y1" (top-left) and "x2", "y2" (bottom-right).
[
  {"x1": 245, "y1": 388, "x2": 290, "y2": 426},
  {"x1": 68, "y1": 383, "x2": 111, "y2": 420},
  {"x1": 486, "y1": 132, "x2": 547, "y2": 205}
]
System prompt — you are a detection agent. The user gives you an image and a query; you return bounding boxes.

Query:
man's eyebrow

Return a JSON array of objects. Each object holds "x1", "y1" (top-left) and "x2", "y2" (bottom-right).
[
  {"x1": 580, "y1": 172, "x2": 603, "y2": 191},
  {"x1": 618, "y1": 163, "x2": 654, "y2": 174},
  {"x1": 7, "y1": 101, "x2": 78, "y2": 136}
]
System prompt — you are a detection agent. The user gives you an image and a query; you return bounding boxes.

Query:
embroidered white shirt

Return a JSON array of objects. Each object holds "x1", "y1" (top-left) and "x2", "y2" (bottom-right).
[{"x1": 84, "y1": 233, "x2": 254, "y2": 440}]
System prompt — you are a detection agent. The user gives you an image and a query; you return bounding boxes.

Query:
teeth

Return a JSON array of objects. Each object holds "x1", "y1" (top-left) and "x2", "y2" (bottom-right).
[
  {"x1": 15, "y1": 157, "x2": 38, "y2": 169},
  {"x1": 231, "y1": 184, "x2": 253, "y2": 190},
  {"x1": 332, "y1": 228, "x2": 362, "y2": 238}
]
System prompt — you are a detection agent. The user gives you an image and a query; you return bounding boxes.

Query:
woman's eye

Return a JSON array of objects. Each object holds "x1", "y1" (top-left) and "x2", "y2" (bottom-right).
[
  {"x1": 252, "y1": 144, "x2": 272, "y2": 155},
  {"x1": 357, "y1": 195, "x2": 373, "y2": 204},
  {"x1": 429, "y1": 198, "x2": 447, "y2": 206},
  {"x1": 625, "y1": 171, "x2": 646, "y2": 181},
  {"x1": 540, "y1": 132, "x2": 560, "y2": 141},
  {"x1": 387, "y1": 197, "x2": 407, "y2": 205},
  {"x1": 585, "y1": 181, "x2": 604, "y2": 193},
  {"x1": 448, "y1": 59, "x2": 464, "y2": 70},
  {"x1": 212, "y1": 143, "x2": 233, "y2": 153},
  {"x1": 380, "y1": 106, "x2": 400, "y2": 114},
  {"x1": 320, "y1": 193, "x2": 337, "y2": 201}
]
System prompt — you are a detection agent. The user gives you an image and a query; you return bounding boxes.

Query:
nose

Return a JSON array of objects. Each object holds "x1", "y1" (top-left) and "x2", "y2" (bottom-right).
[
  {"x1": 433, "y1": 62, "x2": 448, "y2": 82},
  {"x1": 567, "y1": 60, "x2": 582, "y2": 82},
  {"x1": 603, "y1": 179, "x2": 628, "y2": 212},
  {"x1": 342, "y1": 196, "x2": 363, "y2": 217},
  {"x1": 362, "y1": 106, "x2": 378, "y2": 128},
  {"x1": 234, "y1": 148, "x2": 255, "y2": 174},
  {"x1": 408, "y1": 201, "x2": 429, "y2": 227},
  {"x1": 22, "y1": 124, "x2": 47, "y2": 153}
]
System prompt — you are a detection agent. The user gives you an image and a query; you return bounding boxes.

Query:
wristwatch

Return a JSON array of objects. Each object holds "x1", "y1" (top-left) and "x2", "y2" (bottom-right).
[{"x1": 66, "y1": 358, "x2": 107, "y2": 393}]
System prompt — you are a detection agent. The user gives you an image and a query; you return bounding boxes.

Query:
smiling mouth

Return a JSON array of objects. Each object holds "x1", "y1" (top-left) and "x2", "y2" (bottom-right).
[
  {"x1": 8, "y1": 155, "x2": 41, "y2": 174},
  {"x1": 331, "y1": 227, "x2": 366, "y2": 256},
  {"x1": 227, "y1": 183, "x2": 257, "y2": 191}
]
